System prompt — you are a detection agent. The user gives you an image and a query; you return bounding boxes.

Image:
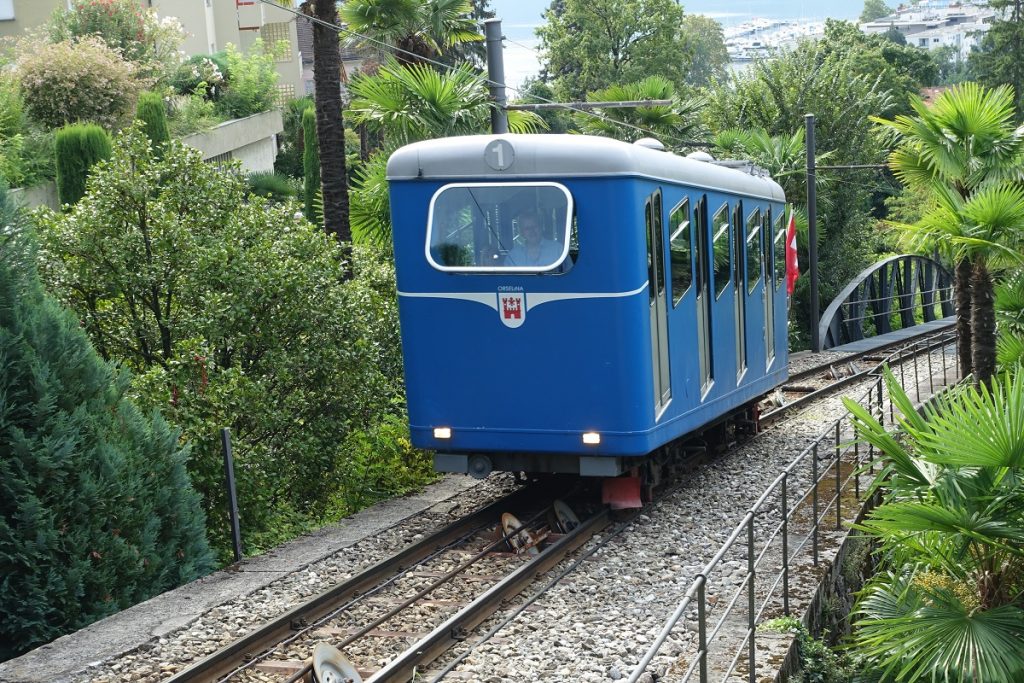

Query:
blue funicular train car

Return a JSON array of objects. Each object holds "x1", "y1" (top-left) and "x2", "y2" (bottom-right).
[{"x1": 387, "y1": 134, "x2": 789, "y2": 483}]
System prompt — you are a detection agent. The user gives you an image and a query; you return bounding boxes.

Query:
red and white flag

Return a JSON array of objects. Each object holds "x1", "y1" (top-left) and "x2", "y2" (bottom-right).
[{"x1": 786, "y1": 208, "x2": 800, "y2": 296}]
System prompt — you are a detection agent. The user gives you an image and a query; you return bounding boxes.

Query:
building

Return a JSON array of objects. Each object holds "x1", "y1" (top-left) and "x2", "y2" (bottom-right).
[
  {"x1": 0, "y1": 0, "x2": 303, "y2": 103},
  {"x1": 861, "y1": 1, "x2": 994, "y2": 60}
]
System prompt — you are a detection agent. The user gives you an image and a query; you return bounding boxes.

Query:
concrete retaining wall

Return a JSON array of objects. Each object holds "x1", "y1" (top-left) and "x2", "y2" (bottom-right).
[
  {"x1": 10, "y1": 181, "x2": 59, "y2": 211},
  {"x1": 181, "y1": 110, "x2": 283, "y2": 173}
]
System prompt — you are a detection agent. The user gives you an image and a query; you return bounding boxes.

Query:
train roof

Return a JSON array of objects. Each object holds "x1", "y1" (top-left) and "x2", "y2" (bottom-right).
[{"x1": 386, "y1": 134, "x2": 786, "y2": 203}]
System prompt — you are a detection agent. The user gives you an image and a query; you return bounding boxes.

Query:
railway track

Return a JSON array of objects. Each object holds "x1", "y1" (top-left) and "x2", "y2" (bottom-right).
[
  {"x1": 760, "y1": 323, "x2": 955, "y2": 425},
  {"x1": 157, "y1": 327, "x2": 955, "y2": 683},
  {"x1": 166, "y1": 483, "x2": 610, "y2": 683}
]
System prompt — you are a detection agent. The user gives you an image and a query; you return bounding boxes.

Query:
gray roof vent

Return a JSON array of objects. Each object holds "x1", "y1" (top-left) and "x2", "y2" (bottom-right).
[
  {"x1": 634, "y1": 137, "x2": 666, "y2": 151},
  {"x1": 687, "y1": 151, "x2": 715, "y2": 162}
]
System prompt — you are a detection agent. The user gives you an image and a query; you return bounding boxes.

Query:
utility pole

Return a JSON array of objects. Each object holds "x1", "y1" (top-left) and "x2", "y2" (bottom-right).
[
  {"x1": 806, "y1": 114, "x2": 820, "y2": 352},
  {"x1": 484, "y1": 18, "x2": 508, "y2": 134}
]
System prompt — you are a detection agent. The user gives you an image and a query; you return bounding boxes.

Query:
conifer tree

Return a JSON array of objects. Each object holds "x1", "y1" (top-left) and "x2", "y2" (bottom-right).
[
  {"x1": 0, "y1": 186, "x2": 213, "y2": 660},
  {"x1": 302, "y1": 107, "x2": 320, "y2": 223},
  {"x1": 135, "y1": 91, "x2": 170, "y2": 155},
  {"x1": 54, "y1": 123, "x2": 112, "y2": 207}
]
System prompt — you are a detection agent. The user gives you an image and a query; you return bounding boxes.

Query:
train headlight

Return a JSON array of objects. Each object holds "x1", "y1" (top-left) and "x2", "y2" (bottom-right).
[
  {"x1": 582, "y1": 432, "x2": 601, "y2": 445},
  {"x1": 433, "y1": 427, "x2": 452, "y2": 440}
]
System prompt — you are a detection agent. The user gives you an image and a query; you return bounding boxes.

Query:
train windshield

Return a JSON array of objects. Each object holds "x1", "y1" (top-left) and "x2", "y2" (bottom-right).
[{"x1": 426, "y1": 182, "x2": 574, "y2": 273}]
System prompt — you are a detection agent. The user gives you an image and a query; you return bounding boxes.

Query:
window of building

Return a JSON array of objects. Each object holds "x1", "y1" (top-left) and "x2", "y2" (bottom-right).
[
  {"x1": 669, "y1": 198, "x2": 692, "y2": 306},
  {"x1": 712, "y1": 203, "x2": 731, "y2": 298},
  {"x1": 0, "y1": 0, "x2": 13, "y2": 21},
  {"x1": 427, "y1": 182, "x2": 574, "y2": 273}
]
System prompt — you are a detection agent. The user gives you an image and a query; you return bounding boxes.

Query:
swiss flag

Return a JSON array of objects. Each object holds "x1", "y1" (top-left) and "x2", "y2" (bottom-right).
[{"x1": 786, "y1": 209, "x2": 800, "y2": 296}]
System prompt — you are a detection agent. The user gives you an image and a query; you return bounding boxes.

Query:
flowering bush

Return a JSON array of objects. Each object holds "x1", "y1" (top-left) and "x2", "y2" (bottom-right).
[
  {"x1": 16, "y1": 37, "x2": 141, "y2": 130},
  {"x1": 47, "y1": 0, "x2": 184, "y2": 83},
  {"x1": 171, "y1": 55, "x2": 228, "y2": 100}
]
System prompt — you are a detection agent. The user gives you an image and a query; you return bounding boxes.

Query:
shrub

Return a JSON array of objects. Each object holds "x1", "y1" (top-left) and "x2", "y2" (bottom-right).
[
  {"x1": 167, "y1": 93, "x2": 222, "y2": 138},
  {"x1": 47, "y1": 0, "x2": 184, "y2": 83},
  {"x1": 135, "y1": 91, "x2": 170, "y2": 152},
  {"x1": 16, "y1": 37, "x2": 141, "y2": 130},
  {"x1": 246, "y1": 171, "x2": 298, "y2": 201},
  {"x1": 171, "y1": 54, "x2": 229, "y2": 100},
  {"x1": 0, "y1": 185, "x2": 213, "y2": 660},
  {"x1": 0, "y1": 129, "x2": 56, "y2": 189},
  {"x1": 302, "y1": 107, "x2": 320, "y2": 222},
  {"x1": 274, "y1": 96, "x2": 314, "y2": 178},
  {"x1": 0, "y1": 74, "x2": 25, "y2": 140},
  {"x1": 35, "y1": 128, "x2": 416, "y2": 561},
  {"x1": 216, "y1": 41, "x2": 282, "y2": 120},
  {"x1": 55, "y1": 123, "x2": 112, "y2": 206}
]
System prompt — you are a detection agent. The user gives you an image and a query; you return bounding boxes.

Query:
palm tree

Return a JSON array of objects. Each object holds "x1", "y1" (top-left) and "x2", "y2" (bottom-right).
[
  {"x1": 339, "y1": 0, "x2": 482, "y2": 64},
  {"x1": 346, "y1": 59, "x2": 545, "y2": 248},
  {"x1": 843, "y1": 369, "x2": 1024, "y2": 682},
  {"x1": 873, "y1": 83, "x2": 1024, "y2": 381},
  {"x1": 300, "y1": 0, "x2": 350, "y2": 252},
  {"x1": 574, "y1": 76, "x2": 706, "y2": 153}
]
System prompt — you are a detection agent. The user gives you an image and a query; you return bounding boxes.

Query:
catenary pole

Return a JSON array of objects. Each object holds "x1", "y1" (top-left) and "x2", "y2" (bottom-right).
[
  {"x1": 484, "y1": 19, "x2": 509, "y2": 134},
  {"x1": 806, "y1": 113, "x2": 821, "y2": 352}
]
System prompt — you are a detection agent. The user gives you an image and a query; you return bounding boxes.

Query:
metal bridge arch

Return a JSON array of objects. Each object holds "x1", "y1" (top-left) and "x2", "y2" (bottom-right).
[{"x1": 817, "y1": 255, "x2": 954, "y2": 350}]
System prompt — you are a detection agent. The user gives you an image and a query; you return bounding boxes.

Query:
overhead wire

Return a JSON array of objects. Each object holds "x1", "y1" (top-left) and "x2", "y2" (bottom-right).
[{"x1": 254, "y1": 0, "x2": 702, "y2": 149}]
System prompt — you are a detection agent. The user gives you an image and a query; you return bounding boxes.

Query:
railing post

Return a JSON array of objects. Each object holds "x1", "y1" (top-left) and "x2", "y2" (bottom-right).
[
  {"x1": 854, "y1": 437, "x2": 860, "y2": 501},
  {"x1": 781, "y1": 473, "x2": 790, "y2": 615},
  {"x1": 835, "y1": 421, "x2": 842, "y2": 531},
  {"x1": 698, "y1": 577, "x2": 708, "y2": 683},
  {"x1": 913, "y1": 342, "x2": 921, "y2": 402},
  {"x1": 928, "y1": 342, "x2": 934, "y2": 394},
  {"x1": 812, "y1": 443, "x2": 819, "y2": 566},
  {"x1": 747, "y1": 515, "x2": 756, "y2": 683},
  {"x1": 221, "y1": 428, "x2": 243, "y2": 563}
]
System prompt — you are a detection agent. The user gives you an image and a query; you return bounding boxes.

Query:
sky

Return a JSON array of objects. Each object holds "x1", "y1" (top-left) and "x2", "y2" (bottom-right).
[{"x1": 489, "y1": 0, "x2": 862, "y2": 93}]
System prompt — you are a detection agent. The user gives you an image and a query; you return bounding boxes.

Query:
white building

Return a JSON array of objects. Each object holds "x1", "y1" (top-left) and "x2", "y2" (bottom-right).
[{"x1": 861, "y1": 1, "x2": 994, "y2": 60}]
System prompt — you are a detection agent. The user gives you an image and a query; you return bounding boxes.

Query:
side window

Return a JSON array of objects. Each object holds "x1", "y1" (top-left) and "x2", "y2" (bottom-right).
[
  {"x1": 653, "y1": 190, "x2": 665, "y2": 296},
  {"x1": 774, "y1": 212, "x2": 787, "y2": 290},
  {"x1": 763, "y1": 209, "x2": 772, "y2": 286},
  {"x1": 645, "y1": 198, "x2": 655, "y2": 304},
  {"x1": 669, "y1": 198, "x2": 692, "y2": 306},
  {"x1": 712, "y1": 203, "x2": 731, "y2": 299},
  {"x1": 746, "y1": 208, "x2": 762, "y2": 294}
]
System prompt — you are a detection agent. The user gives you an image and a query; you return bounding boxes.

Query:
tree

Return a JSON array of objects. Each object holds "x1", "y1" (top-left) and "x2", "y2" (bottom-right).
[
  {"x1": 969, "y1": 0, "x2": 1024, "y2": 118},
  {"x1": 346, "y1": 59, "x2": 545, "y2": 248},
  {"x1": 301, "y1": 0, "x2": 350, "y2": 248},
  {"x1": 0, "y1": 185, "x2": 212, "y2": 660},
  {"x1": 536, "y1": 0, "x2": 687, "y2": 100},
  {"x1": 874, "y1": 83, "x2": 1024, "y2": 384},
  {"x1": 844, "y1": 369, "x2": 1024, "y2": 682},
  {"x1": 705, "y1": 36, "x2": 897, "y2": 347},
  {"x1": 679, "y1": 14, "x2": 729, "y2": 87},
  {"x1": 573, "y1": 76, "x2": 706, "y2": 151},
  {"x1": 54, "y1": 123, "x2": 112, "y2": 206},
  {"x1": 339, "y1": 0, "x2": 482, "y2": 64},
  {"x1": 34, "y1": 127, "x2": 411, "y2": 560},
  {"x1": 860, "y1": 0, "x2": 894, "y2": 23}
]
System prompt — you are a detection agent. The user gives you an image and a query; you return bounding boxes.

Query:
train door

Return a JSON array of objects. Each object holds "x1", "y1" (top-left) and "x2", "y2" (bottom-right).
[
  {"x1": 646, "y1": 190, "x2": 671, "y2": 415},
  {"x1": 733, "y1": 202, "x2": 747, "y2": 381},
  {"x1": 695, "y1": 196, "x2": 713, "y2": 395},
  {"x1": 763, "y1": 209, "x2": 776, "y2": 367}
]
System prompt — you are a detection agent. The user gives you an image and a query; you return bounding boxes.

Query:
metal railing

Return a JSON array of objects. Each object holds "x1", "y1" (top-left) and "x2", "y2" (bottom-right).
[{"x1": 627, "y1": 329, "x2": 960, "y2": 683}]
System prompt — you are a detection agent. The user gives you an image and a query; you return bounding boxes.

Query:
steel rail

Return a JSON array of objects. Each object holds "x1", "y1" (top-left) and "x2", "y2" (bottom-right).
[
  {"x1": 782, "y1": 321, "x2": 954, "y2": 387},
  {"x1": 367, "y1": 510, "x2": 611, "y2": 682},
  {"x1": 164, "y1": 487, "x2": 540, "y2": 683},
  {"x1": 762, "y1": 330, "x2": 954, "y2": 426}
]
